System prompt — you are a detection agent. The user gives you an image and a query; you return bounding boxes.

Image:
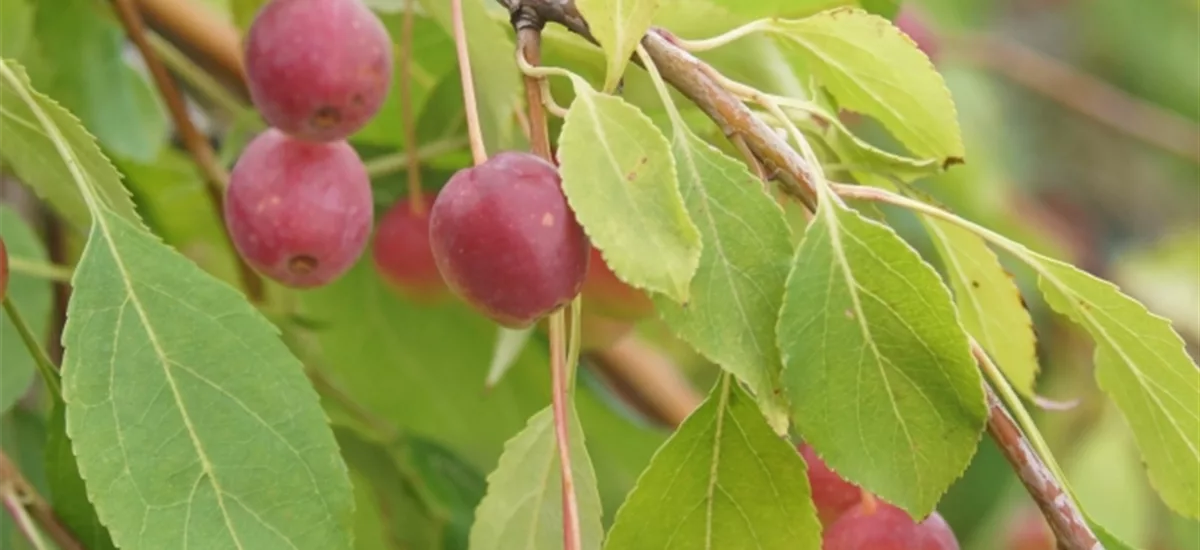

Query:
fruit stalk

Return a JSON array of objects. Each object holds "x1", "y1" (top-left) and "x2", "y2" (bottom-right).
[
  {"x1": 0, "y1": 452, "x2": 85, "y2": 550},
  {"x1": 514, "y1": 19, "x2": 582, "y2": 550},
  {"x1": 109, "y1": 0, "x2": 265, "y2": 302},
  {"x1": 450, "y1": 0, "x2": 488, "y2": 166},
  {"x1": 400, "y1": 0, "x2": 425, "y2": 214}
]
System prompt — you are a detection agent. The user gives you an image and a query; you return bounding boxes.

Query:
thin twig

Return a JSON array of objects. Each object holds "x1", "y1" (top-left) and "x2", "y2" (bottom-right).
[
  {"x1": 134, "y1": 0, "x2": 247, "y2": 96},
  {"x1": 548, "y1": 311, "x2": 582, "y2": 550},
  {"x1": 982, "y1": 385, "x2": 1100, "y2": 549},
  {"x1": 363, "y1": 137, "x2": 470, "y2": 178},
  {"x1": 588, "y1": 336, "x2": 703, "y2": 428},
  {"x1": 110, "y1": 0, "x2": 265, "y2": 303},
  {"x1": 514, "y1": 15, "x2": 581, "y2": 548},
  {"x1": 955, "y1": 34, "x2": 1200, "y2": 164},
  {"x1": 3, "y1": 299, "x2": 61, "y2": 396},
  {"x1": 147, "y1": 31, "x2": 251, "y2": 119},
  {"x1": 450, "y1": 0, "x2": 488, "y2": 165},
  {"x1": 0, "y1": 452, "x2": 86, "y2": 550},
  {"x1": 7, "y1": 256, "x2": 72, "y2": 283},
  {"x1": 2, "y1": 489, "x2": 50, "y2": 550},
  {"x1": 400, "y1": 0, "x2": 425, "y2": 214}
]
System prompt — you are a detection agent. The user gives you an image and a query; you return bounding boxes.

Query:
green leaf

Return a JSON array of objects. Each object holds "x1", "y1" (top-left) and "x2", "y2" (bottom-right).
[
  {"x1": 823, "y1": 118, "x2": 943, "y2": 181},
  {"x1": 1031, "y1": 252, "x2": 1200, "y2": 518},
  {"x1": 558, "y1": 83, "x2": 701, "y2": 302},
  {"x1": 468, "y1": 405, "x2": 604, "y2": 550},
  {"x1": 405, "y1": 437, "x2": 488, "y2": 548},
  {"x1": 654, "y1": 0, "x2": 850, "y2": 39},
  {"x1": 576, "y1": 0, "x2": 660, "y2": 92},
  {"x1": 0, "y1": 206, "x2": 52, "y2": 413},
  {"x1": 414, "y1": 0, "x2": 524, "y2": 153},
  {"x1": 0, "y1": 63, "x2": 142, "y2": 231},
  {"x1": 0, "y1": 58, "x2": 356, "y2": 549},
  {"x1": 771, "y1": 8, "x2": 964, "y2": 162},
  {"x1": 297, "y1": 260, "x2": 664, "y2": 516},
  {"x1": 335, "y1": 428, "x2": 443, "y2": 549},
  {"x1": 1, "y1": 407, "x2": 50, "y2": 550},
  {"x1": 603, "y1": 376, "x2": 821, "y2": 549},
  {"x1": 34, "y1": 0, "x2": 167, "y2": 162},
  {"x1": 923, "y1": 219, "x2": 1039, "y2": 397},
  {"x1": 47, "y1": 402, "x2": 117, "y2": 550},
  {"x1": 776, "y1": 199, "x2": 987, "y2": 517},
  {"x1": 652, "y1": 128, "x2": 793, "y2": 432}
]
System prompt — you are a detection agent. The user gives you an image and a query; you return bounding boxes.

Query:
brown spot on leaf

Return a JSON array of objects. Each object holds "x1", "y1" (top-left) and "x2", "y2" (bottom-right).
[
  {"x1": 971, "y1": 280, "x2": 980, "y2": 289},
  {"x1": 845, "y1": 309, "x2": 855, "y2": 319},
  {"x1": 942, "y1": 156, "x2": 965, "y2": 170}
]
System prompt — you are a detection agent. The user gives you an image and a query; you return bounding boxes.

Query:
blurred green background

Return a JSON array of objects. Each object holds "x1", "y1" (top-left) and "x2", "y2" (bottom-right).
[{"x1": 0, "y1": 0, "x2": 1196, "y2": 548}]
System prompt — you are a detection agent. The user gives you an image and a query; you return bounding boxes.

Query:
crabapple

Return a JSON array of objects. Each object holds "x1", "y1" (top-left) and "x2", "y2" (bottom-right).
[
  {"x1": 798, "y1": 443, "x2": 863, "y2": 527},
  {"x1": 581, "y1": 247, "x2": 654, "y2": 321},
  {"x1": 429, "y1": 151, "x2": 590, "y2": 328},
  {"x1": 823, "y1": 500, "x2": 959, "y2": 550},
  {"x1": 225, "y1": 128, "x2": 373, "y2": 288},
  {"x1": 245, "y1": 0, "x2": 392, "y2": 141},
  {"x1": 372, "y1": 194, "x2": 445, "y2": 301}
]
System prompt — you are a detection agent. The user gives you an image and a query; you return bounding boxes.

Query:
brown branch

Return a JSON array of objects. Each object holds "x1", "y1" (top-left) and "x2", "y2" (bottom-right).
[
  {"x1": 955, "y1": 34, "x2": 1200, "y2": 165},
  {"x1": 110, "y1": 0, "x2": 265, "y2": 303},
  {"x1": 134, "y1": 0, "x2": 248, "y2": 99},
  {"x1": 0, "y1": 451, "x2": 85, "y2": 550},
  {"x1": 983, "y1": 386, "x2": 1100, "y2": 549},
  {"x1": 494, "y1": 0, "x2": 818, "y2": 210},
  {"x1": 587, "y1": 336, "x2": 702, "y2": 428}
]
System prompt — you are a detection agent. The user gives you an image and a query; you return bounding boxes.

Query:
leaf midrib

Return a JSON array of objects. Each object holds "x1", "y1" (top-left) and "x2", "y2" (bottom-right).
[{"x1": 3, "y1": 62, "x2": 250, "y2": 549}]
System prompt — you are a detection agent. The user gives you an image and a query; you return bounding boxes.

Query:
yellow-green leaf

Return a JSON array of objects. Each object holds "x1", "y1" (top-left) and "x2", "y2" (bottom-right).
[
  {"x1": 1032, "y1": 252, "x2": 1200, "y2": 519},
  {"x1": 558, "y1": 83, "x2": 701, "y2": 302},
  {"x1": 468, "y1": 405, "x2": 604, "y2": 550},
  {"x1": 0, "y1": 58, "x2": 357, "y2": 549},
  {"x1": 603, "y1": 376, "x2": 821, "y2": 550},
  {"x1": 924, "y1": 218, "x2": 1039, "y2": 397},
  {"x1": 577, "y1": 0, "x2": 660, "y2": 92},
  {"x1": 653, "y1": 127, "x2": 793, "y2": 432},
  {"x1": 777, "y1": 199, "x2": 987, "y2": 517},
  {"x1": 771, "y1": 8, "x2": 964, "y2": 162}
]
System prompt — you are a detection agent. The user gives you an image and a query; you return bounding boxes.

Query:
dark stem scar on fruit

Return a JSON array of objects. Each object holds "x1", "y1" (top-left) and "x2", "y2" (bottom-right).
[
  {"x1": 289, "y1": 255, "x2": 319, "y2": 275},
  {"x1": 313, "y1": 106, "x2": 342, "y2": 128}
]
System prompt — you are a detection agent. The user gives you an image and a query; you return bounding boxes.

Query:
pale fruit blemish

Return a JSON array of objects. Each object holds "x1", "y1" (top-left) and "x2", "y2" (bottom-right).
[{"x1": 541, "y1": 213, "x2": 554, "y2": 227}]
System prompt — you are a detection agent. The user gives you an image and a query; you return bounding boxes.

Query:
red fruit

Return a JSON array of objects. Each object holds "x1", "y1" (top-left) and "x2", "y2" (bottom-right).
[
  {"x1": 372, "y1": 195, "x2": 445, "y2": 301},
  {"x1": 0, "y1": 237, "x2": 7, "y2": 302},
  {"x1": 1004, "y1": 507, "x2": 1056, "y2": 550},
  {"x1": 895, "y1": 4, "x2": 940, "y2": 61},
  {"x1": 824, "y1": 500, "x2": 959, "y2": 550},
  {"x1": 245, "y1": 0, "x2": 392, "y2": 141},
  {"x1": 798, "y1": 443, "x2": 863, "y2": 527},
  {"x1": 581, "y1": 247, "x2": 654, "y2": 321},
  {"x1": 225, "y1": 128, "x2": 373, "y2": 288},
  {"x1": 429, "y1": 151, "x2": 590, "y2": 328}
]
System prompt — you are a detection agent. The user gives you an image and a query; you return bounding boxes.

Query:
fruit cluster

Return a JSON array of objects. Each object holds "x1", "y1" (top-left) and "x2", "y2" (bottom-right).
[
  {"x1": 798, "y1": 443, "x2": 961, "y2": 549},
  {"x1": 227, "y1": 0, "x2": 391, "y2": 288},
  {"x1": 227, "y1": 0, "x2": 653, "y2": 335}
]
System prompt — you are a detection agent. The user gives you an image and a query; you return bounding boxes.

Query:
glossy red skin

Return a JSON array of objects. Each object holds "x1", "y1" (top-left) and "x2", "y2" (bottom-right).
[
  {"x1": 225, "y1": 128, "x2": 373, "y2": 288},
  {"x1": 895, "y1": 4, "x2": 940, "y2": 62},
  {"x1": 824, "y1": 502, "x2": 959, "y2": 550},
  {"x1": 0, "y1": 237, "x2": 7, "y2": 302},
  {"x1": 581, "y1": 247, "x2": 654, "y2": 321},
  {"x1": 245, "y1": 0, "x2": 392, "y2": 142},
  {"x1": 372, "y1": 195, "x2": 446, "y2": 302},
  {"x1": 1004, "y1": 508, "x2": 1056, "y2": 550},
  {"x1": 798, "y1": 443, "x2": 863, "y2": 527},
  {"x1": 429, "y1": 151, "x2": 590, "y2": 328}
]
